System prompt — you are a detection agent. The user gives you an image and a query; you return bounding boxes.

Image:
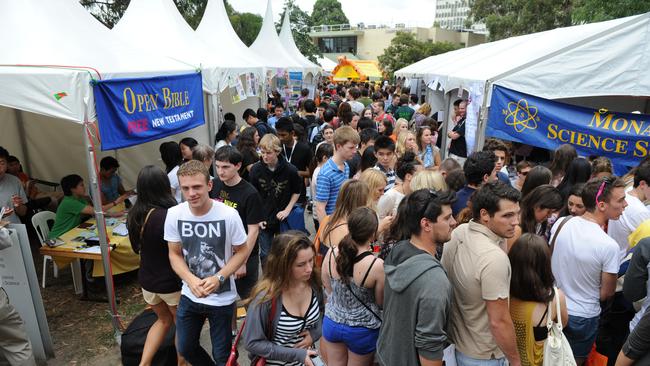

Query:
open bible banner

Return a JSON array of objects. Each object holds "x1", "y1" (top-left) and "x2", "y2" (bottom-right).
[
  {"x1": 93, "y1": 72, "x2": 205, "y2": 150},
  {"x1": 487, "y1": 85, "x2": 650, "y2": 174}
]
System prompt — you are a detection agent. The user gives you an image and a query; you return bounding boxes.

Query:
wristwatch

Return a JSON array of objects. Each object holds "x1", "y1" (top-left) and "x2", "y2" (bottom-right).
[{"x1": 216, "y1": 274, "x2": 226, "y2": 284}]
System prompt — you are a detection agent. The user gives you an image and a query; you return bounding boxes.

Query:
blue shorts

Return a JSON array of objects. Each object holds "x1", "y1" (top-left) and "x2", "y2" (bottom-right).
[
  {"x1": 322, "y1": 316, "x2": 379, "y2": 355},
  {"x1": 564, "y1": 315, "x2": 599, "y2": 358}
]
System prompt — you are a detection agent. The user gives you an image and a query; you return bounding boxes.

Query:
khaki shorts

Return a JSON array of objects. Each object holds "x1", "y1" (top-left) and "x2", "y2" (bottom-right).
[{"x1": 142, "y1": 289, "x2": 181, "y2": 306}]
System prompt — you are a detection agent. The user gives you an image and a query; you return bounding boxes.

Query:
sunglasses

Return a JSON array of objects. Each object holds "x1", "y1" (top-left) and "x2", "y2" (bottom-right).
[{"x1": 595, "y1": 176, "x2": 614, "y2": 203}]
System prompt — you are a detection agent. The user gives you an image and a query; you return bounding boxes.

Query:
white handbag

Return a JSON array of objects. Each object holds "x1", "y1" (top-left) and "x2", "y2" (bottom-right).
[{"x1": 542, "y1": 288, "x2": 576, "y2": 366}]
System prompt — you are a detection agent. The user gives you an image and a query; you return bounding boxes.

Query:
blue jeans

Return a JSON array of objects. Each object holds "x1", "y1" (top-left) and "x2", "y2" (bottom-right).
[
  {"x1": 176, "y1": 295, "x2": 234, "y2": 366},
  {"x1": 455, "y1": 350, "x2": 507, "y2": 366},
  {"x1": 259, "y1": 229, "x2": 275, "y2": 266},
  {"x1": 564, "y1": 314, "x2": 599, "y2": 358}
]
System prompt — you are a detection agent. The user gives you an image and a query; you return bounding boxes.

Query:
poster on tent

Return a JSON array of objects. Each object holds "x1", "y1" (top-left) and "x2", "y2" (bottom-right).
[
  {"x1": 465, "y1": 82, "x2": 483, "y2": 155},
  {"x1": 288, "y1": 71, "x2": 303, "y2": 109},
  {"x1": 93, "y1": 72, "x2": 205, "y2": 151},
  {"x1": 230, "y1": 75, "x2": 247, "y2": 104},
  {"x1": 487, "y1": 85, "x2": 650, "y2": 174},
  {"x1": 246, "y1": 73, "x2": 258, "y2": 97}
]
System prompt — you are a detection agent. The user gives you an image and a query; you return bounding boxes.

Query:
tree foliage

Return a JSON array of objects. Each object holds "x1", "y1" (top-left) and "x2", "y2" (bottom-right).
[
  {"x1": 572, "y1": 0, "x2": 650, "y2": 23},
  {"x1": 79, "y1": 0, "x2": 129, "y2": 28},
  {"x1": 230, "y1": 12, "x2": 263, "y2": 46},
  {"x1": 378, "y1": 32, "x2": 459, "y2": 80},
  {"x1": 311, "y1": 0, "x2": 349, "y2": 26},
  {"x1": 469, "y1": 0, "x2": 650, "y2": 41},
  {"x1": 469, "y1": 0, "x2": 572, "y2": 41},
  {"x1": 81, "y1": 0, "x2": 262, "y2": 46},
  {"x1": 276, "y1": 0, "x2": 321, "y2": 63}
]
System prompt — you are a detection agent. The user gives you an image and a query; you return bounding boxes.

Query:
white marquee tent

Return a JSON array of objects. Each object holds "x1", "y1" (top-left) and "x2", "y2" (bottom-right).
[
  {"x1": 113, "y1": 0, "x2": 268, "y2": 140},
  {"x1": 249, "y1": 0, "x2": 304, "y2": 71},
  {"x1": 395, "y1": 13, "x2": 650, "y2": 150},
  {"x1": 0, "y1": 0, "x2": 212, "y2": 341},
  {"x1": 278, "y1": 9, "x2": 322, "y2": 78},
  {"x1": 196, "y1": 0, "x2": 265, "y2": 74}
]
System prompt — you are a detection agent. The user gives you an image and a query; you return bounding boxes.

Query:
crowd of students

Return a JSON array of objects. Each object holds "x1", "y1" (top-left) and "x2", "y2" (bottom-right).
[{"x1": 1, "y1": 80, "x2": 650, "y2": 366}]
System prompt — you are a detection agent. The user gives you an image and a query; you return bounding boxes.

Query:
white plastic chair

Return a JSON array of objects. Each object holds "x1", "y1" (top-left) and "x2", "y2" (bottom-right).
[{"x1": 31, "y1": 211, "x2": 59, "y2": 288}]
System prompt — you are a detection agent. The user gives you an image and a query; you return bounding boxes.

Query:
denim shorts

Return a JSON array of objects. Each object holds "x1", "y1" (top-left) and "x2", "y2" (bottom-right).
[
  {"x1": 564, "y1": 315, "x2": 599, "y2": 358},
  {"x1": 455, "y1": 350, "x2": 507, "y2": 366},
  {"x1": 322, "y1": 316, "x2": 379, "y2": 355}
]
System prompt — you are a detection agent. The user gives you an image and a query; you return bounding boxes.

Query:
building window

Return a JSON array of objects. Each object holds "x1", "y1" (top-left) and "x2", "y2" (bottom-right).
[{"x1": 318, "y1": 36, "x2": 358, "y2": 54}]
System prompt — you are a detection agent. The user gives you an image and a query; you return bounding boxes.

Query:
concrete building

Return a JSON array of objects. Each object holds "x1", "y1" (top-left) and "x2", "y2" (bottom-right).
[
  {"x1": 435, "y1": 0, "x2": 487, "y2": 33},
  {"x1": 309, "y1": 23, "x2": 487, "y2": 62}
]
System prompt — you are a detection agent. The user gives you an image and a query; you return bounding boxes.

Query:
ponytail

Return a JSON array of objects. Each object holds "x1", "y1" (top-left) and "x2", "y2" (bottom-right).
[
  {"x1": 336, "y1": 234, "x2": 358, "y2": 284},
  {"x1": 333, "y1": 207, "x2": 378, "y2": 283}
]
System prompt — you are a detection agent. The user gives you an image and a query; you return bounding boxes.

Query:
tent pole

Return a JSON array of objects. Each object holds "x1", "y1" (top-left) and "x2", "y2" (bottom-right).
[
  {"x1": 206, "y1": 93, "x2": 215, "y2": 145},
  {"x1": 82, "y1": 122, "x2": 122, "y2": 336},
  {"x1": 14, "y1": 110, "x2": 32, "y2": 175},
  {"x1": 440, "y1": 92, "x2": 452, "y2": 160},
  {"x1": 475, "y1": 80, "x2": 491, "y2": 152}
]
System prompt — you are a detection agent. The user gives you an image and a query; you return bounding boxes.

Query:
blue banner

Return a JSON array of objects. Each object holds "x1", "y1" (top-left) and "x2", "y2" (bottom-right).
[
  {"x1": 487, "y1": 86, "x2": 650, "y2": 174},
  {"x1": 93, "y1": 73, "x2": 205, "y2": 150}
]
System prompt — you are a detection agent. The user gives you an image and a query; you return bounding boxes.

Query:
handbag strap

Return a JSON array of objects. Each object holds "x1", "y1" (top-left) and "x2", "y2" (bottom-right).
[
  {"x1": 267, "y1": 297, "x2": 278, "y2": 340},
  {"x1": 547, "y1": 287, "x2": 563, "y2": 331},
  {"x1": 139, "y1": 208, "x2": 155, "y2": 241},
  {"x1": 230, "y1": 319, "x2": 247, "y2": 354},
  {"x1": 549, "y1": 216, "x2": 574, "y2": 253},
  {"x1": 345, "y1": 281, "x2": 382, "y2": 323}
]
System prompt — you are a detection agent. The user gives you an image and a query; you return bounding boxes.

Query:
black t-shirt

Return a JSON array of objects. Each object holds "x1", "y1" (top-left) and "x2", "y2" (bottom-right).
[
  {"x1": 348, "y1": 152, "x2": 362, "y2": 178},
  {"x1": 239, "y1": 148, "x2": 259, "y2": 181},
  {"x1": 130, "y1": 208, "x2": 182, "y2": 294},
  {"x1": 281, "y1": 141, "x2": 313, "y2": 204},
  {"x1": 249, "y1": 159, "x2": 302, "y2": 226},
  {"x1": 209, "y1": 178, "x2": 263, "y2": 255},
  {"x1": 449, "y1": 117, "x2": 467, "y2": 158}
]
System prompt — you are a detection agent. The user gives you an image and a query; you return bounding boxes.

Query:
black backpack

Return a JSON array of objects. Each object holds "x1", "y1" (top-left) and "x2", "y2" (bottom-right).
[{"x1": 121, "y1": 309, "x2": 178, "y2": 366}]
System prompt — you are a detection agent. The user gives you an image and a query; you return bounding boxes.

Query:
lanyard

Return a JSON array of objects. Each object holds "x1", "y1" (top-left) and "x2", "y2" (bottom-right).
[{"x1": 283, "y1": 140, "x2": 296, "y2": 163}]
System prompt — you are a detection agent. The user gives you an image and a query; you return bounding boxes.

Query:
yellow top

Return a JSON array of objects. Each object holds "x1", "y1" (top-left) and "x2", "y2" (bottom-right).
[{"x1": 510, "y1": 298, "x2": 546, "y2": 366}]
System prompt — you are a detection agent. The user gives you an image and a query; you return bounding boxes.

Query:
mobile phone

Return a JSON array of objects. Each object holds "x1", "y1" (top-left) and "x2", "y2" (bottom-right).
[{"x1": 310, "y1": 355, "x2": 326, "y2": 366}]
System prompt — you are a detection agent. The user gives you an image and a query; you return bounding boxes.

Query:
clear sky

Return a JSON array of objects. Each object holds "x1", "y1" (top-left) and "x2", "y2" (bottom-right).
[{"x1": 229, "y1": 0, "x2": 437, "y2": 28}]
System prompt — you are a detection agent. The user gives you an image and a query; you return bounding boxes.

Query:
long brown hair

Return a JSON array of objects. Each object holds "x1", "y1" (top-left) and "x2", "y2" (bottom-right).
[
  {"x1": 247, "y1": 231, "x2": 322, "y2": 304},
  {"x1": 321, "y1": 180, "x2": 369, "y2": 242},
  {"x1": 509, "y1": 233, "x2": 555, "y2": 303},
  {"x1": 336, "y1": 207, "x2": 378, "y2": 283}
]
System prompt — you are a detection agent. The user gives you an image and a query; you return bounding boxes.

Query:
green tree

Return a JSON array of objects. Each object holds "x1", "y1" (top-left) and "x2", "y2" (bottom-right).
[
  {"x1": 276, "y1": 0, "x2": 322, "y2": 63},
  {"x1": 469, "y1": 0, "x2": 572, "y2": 41},
  {"x1": 572, "y1": 0, "x2": 650, "y2": 23},
  {"x1": 311, "y1": 0, "x2": 349, "y2": 26},
  {"x1": 80, "y1": 0, "x2": 129, "y2": 28},
  {"x1": 81, "y1": 0, "x2": 206, "y2": 29},
  {"x1": 230, "y1": 12, "x2": 263, "y2": 46},
  {"x1": 378, "y1": 31, "x2": 459, "y2": 79}
]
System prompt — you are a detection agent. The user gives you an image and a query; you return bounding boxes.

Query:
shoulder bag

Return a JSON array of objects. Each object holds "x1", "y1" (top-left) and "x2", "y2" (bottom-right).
[
  {"x1": 542, "y1": 287, "x2": 576, "y2": 366},
  {"x1": 549, "y1": 216, "x2": 574, "y2": 253},
  {"x1": 226, "y1": 297, "x2": 277, "y2": 366}
]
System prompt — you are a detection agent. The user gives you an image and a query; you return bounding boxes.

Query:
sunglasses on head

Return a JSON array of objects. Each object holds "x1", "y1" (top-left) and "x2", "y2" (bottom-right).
[{"x1": 595, "y1": 176, "x2": 615, "y2": 203}]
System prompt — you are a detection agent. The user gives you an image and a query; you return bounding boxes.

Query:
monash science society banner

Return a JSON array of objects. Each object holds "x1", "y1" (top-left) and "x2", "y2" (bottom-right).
[
  {"x1": 487, "y1": 85, "x2": 649, "y2": 173},
  {"x1": 93, "y1": 72, "x2": 205, "y2": 150}
]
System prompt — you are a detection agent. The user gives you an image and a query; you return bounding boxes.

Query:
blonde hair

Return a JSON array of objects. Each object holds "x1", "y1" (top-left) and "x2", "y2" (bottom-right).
[
  {"x1": 258, "y1": 133, "x2": 282, "y2": 153},
  {"x1": 417, "y1": 103, "x2": 431, "y2": 116},
  {"x1": 360, "y1": 169, "x2": 387, "y2": 207},
  {"x1": 396, "y1": 130, "x2": 417, "y2": 158},
  {"x1": 333, "y1": 126, "x2": 360, "y2": 147},
  {"x1": 410, "y1": 170, "x2": 447, "y2": 191},
  {"x1": 395, "y1": 118, "x2": 409, "y2": 133},
  {"x1": 177, "y1": 159, "x2": 210, "y2": 183}
]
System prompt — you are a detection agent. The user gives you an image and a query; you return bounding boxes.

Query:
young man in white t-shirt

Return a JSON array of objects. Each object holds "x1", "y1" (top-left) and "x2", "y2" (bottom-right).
[
  {"x1": 165, "y1": 160, "x2": 249, "y2": 366},
  {"x1": 608, "y1": 163, "x2": 650, "y2": 262},
  {"x1": 551, "y1": 177, "x2": 627, "y2": 365}
]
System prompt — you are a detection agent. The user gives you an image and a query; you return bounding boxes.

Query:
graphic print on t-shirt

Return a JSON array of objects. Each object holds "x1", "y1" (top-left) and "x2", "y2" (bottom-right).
[{"x1": 178, "y1": 219, "x2": 230, "y2": 293}]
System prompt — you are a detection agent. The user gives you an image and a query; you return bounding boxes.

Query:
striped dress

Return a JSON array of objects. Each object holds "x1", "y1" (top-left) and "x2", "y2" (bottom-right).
[{"x1": 266, "y1": 293, "x2": 320, "y2": 366}]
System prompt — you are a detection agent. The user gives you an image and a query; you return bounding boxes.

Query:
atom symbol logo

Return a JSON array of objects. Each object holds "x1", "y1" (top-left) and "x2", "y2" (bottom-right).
[{"x1": 501, "y1": 99, "x2": 540, "y2": 132}]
